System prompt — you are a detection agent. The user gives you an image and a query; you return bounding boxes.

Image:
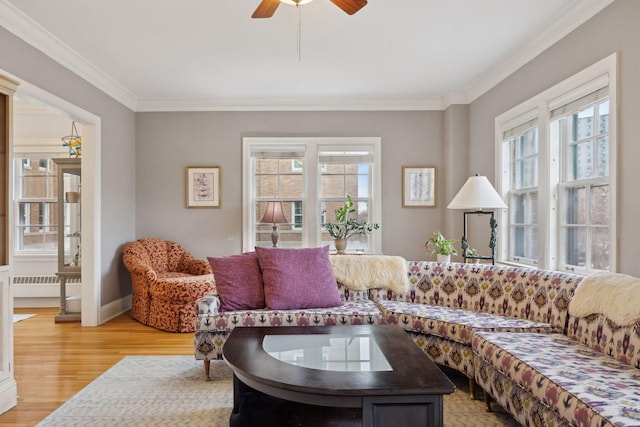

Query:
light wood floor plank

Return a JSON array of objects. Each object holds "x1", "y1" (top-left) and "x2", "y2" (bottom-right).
[{"x1": 0, "y1": 307, "x2": 193, "y2": 426}]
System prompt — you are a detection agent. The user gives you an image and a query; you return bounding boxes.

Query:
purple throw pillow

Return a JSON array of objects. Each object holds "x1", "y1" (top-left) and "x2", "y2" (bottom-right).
[
  {"x1": 207, "y1": 252, "x2": 265, "y2": 312},
  {"x1": 255, "y1": 246, "x2": 342, "y2": 310}
]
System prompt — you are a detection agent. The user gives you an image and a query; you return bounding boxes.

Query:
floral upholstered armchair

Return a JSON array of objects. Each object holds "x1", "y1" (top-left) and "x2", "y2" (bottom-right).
[{"x1": 123, "y1": 238, "x2": 215, "y2": 332}]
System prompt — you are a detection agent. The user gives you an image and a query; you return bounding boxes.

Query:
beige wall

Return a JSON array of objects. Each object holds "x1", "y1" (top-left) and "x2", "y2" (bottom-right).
[
  {"x1": 469, "y1": 0, "x2": 640, "y2": 275},
  {"x1": 135, "y1": 111, "x2": 446, "y2": 261},
  {"x1": 0, "y1": 27, "x2": 137, "y2": 307}
]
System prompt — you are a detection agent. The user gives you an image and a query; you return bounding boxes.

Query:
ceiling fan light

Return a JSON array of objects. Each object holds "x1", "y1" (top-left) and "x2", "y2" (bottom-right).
[{"x1": 280, "y1": 0, "x2": 313, "y2": 5}]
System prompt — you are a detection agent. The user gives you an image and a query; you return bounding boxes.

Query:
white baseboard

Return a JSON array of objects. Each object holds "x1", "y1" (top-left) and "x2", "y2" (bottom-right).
[
  {"x1": 99, "y1": 294, "x2": 132, "y2": 324},
  {"x1": 13, "y1": 297, "x2": 58, "y2": 308}
]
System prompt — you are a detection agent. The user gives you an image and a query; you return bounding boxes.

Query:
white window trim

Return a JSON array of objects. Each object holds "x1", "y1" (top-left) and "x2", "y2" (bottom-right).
[
  {"x1": 495, "y1": 52, "x2": 617, "y2": 273},
  {"x1": 242, "y1": 137, "x2": 382, "y2": 253}
]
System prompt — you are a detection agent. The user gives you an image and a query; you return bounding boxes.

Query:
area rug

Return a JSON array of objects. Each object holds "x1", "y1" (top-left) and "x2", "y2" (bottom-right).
[
  {"x1": 13, "y1": 313, "x2": 36, "y2": 323},
  {"x1": 37, "y1": 356, "x2": 519, "y2": 426}
]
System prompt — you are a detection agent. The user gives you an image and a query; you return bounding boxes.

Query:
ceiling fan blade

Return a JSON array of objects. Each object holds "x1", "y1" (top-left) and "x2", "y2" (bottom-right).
[
  {"x1": 252, "y1": 0, "x2": 280, "y2": 18},
  {"x1": 330, "y1": 0, "x2": 368, "y2": 15}
]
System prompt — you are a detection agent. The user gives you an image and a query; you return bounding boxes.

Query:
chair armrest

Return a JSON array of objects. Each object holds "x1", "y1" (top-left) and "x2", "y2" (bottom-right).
[
  {"x1": 179, "y1": 253, "x2": 212, "y2": 276},
  {"x1": 196, "y1": 292, "x2": 221, "y2": 316},
  {"x1": 123, "y1": 253, "x2": 158, "y2": 281}
]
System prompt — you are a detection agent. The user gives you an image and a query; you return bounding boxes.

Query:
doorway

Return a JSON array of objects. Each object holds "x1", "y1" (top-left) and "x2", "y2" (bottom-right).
[{"x1": 14, "y1": 83, "x2": 101, "y2": 326}]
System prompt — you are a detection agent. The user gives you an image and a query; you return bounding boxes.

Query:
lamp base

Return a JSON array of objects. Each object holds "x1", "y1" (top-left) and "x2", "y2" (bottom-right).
[{"x1": 271, "y1": 224, "x2": 280, "y2": 248}]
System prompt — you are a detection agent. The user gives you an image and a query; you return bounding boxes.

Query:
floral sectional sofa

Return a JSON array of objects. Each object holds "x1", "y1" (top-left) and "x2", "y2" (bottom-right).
[{"x1": 194, "y1": 251, "x2": 640, "y2": 426}]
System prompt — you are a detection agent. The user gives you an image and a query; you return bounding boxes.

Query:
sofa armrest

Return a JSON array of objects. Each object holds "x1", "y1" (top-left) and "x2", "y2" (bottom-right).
[{"x1": 196, "y1": 292, "x2": 221, "y2": 316}]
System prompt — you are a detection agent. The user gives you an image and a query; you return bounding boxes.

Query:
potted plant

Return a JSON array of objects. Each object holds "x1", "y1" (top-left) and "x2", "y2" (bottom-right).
[
  {"x1": 465, "y1": 247, "x2": 481, "y2": 264},
  {"x1": 323, "y1": 195, "x2": 380, "y2": 254},
  {"x1": 425, "y1": 231, "x2": 458, "y2": 262}
]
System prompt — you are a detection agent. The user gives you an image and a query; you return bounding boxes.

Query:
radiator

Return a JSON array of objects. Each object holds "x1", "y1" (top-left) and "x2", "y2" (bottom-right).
[{"x1": 13, "y1": 275, "x2": 81, "y2": 284}]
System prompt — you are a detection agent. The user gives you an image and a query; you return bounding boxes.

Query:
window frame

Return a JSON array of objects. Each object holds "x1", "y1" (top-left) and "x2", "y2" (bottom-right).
[
  {"x1": 243, "y1": 137, "x2": 382, "y2": 253},
  {"x1": 495, "y1": 53, "x2": 617, "y2": 274},
  {"x1": 14, "y1": 156, "x2": 59, "y2": 253}
]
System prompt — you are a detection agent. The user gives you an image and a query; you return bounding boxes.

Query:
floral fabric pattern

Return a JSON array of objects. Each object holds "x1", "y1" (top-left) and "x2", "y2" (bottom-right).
[
  {"x1": 473, "y1": 331, "x2": 640, "y2": 427},
  {"x1": 567, "y1": 313, "x2": 640, "y2": 369},
  {"x1": 123, "y1": 238, "x2": 215, "y2": 332},
  {"x1": 379, "y1": 300, "x2": 558, "y2": 345},
  {"x1": 194, "y1": 299, "x2": 384, "y2": 360},
  {"x1": 370, "y1": 262, "x2": 580, "y2": 330}
]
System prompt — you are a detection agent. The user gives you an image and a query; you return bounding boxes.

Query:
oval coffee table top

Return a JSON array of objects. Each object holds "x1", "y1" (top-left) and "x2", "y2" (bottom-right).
[{"x1": 223, "y1": 324, "x2": 455, "y2": 406}]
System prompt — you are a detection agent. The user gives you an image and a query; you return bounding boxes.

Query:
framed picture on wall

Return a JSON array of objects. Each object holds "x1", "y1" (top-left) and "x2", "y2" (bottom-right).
[
  {"x1": 186, "y1": 166, "x2": 220, "y2": 208},
  {"x1": 402, "y1": 166, "x2": 436, "y2": 207}
]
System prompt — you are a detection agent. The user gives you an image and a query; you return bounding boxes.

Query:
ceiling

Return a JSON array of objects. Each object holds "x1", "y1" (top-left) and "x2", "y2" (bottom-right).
[{"x1": 1, "y1": 0, "x2": 613, "y2": 111}]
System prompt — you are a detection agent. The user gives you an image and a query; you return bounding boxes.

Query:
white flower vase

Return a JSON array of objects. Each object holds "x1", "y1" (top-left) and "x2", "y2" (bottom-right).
[
  {"x1": 334, "y1": 239, "x2": 348, "y2": 254},
  {"x1": 436, "y1": 254, "x2": 451, "y2": 263}
]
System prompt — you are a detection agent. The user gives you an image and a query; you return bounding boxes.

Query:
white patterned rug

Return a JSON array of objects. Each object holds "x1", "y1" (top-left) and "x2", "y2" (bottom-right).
[
  {"x1": 37, "y1": 356, "x2": 234, "y2": 426},
  {"x1": 13, "y1": 313, "x2": 36, "y2": 323},
  {"x1": 37, "y1": 356, "x2": 518, "y2": 426}
]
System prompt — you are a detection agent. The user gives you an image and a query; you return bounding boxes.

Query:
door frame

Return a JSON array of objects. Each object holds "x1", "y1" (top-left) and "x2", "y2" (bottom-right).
[{"x1": 12, "y1": 78, "x2": 101, "y2": 326}]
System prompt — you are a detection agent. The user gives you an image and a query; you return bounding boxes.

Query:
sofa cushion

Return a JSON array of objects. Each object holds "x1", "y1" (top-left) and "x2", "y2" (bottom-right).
[
  {"x1": 255, "y1": 246, "x2": 342, "y2": 310},
  {"x1": 207, "y1": 252, "x2": 265, "y2": 312},
  {"x1": 473, "y1": 331, "x2": 640, "y2": 427},
  {"x1": 378, "y1": 300, "x2": 558, "y2": 345}
]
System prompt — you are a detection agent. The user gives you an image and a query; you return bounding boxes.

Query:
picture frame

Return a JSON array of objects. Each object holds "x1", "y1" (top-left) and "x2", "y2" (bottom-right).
[
  {"x1": 186, "y1": 166, "x2": 220, "y2": 208},
  {"x1": 402, "y1": 166, "x2": 436, "y2": 208}
]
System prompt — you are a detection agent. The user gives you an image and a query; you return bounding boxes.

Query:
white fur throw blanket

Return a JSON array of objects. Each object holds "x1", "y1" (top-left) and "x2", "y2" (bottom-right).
[
  {"x1": 569, "y1": 272, "x2": 640, "y2": 325},
  {"x1": 330, "y1": 255, "x2": 409, "y2": 294}
]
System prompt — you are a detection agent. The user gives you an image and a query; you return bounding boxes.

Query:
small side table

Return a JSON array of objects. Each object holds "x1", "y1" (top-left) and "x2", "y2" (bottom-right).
[{"x1": 55, "y1": 271, "x2": 81, "y2": 323}]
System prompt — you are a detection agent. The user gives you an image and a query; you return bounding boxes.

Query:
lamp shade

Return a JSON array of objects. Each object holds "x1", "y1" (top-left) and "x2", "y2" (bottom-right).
[
  {"x1": 447, "y1": 175, "x2": 507, "y2": 210},
  {"x1": 260, "y1": 201, "x2": 288, "y2": 224}
]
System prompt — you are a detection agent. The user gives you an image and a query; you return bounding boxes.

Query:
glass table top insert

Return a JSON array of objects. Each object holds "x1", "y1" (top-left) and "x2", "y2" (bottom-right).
[{"x1": 263, "y1": 332, "x2": 392, "y2": 372}]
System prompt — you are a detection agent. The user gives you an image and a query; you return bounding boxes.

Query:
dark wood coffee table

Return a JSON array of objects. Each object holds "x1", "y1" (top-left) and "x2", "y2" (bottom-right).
[{"x1": 223, "y1": 325, "x2": 456, "y2": 426}]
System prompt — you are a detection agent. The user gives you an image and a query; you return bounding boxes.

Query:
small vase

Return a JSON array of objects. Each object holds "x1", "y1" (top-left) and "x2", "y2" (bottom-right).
[
  {"x1": 436, "y1": 254, "x2": 451, "y2": 263},
  {"x1": 334, "y1": 239, "x2": 348, "y2": 254}
]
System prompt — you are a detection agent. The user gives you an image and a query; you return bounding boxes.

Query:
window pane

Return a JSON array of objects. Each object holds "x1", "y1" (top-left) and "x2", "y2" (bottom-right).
[
  {"x1": 530, "y1": 192, "x2": 538, "y2": 224},
  {"x1": 321, "y1": 175, "x2": 345, "y2": 198},
  {"x1": 514, "y1": 159, "x2": 523, "y2": 189},
  {"x1": 564, "y1": 187, "x2": 586, "y2": 225},
  {"x1": 596, "y1": 137, "x2": 608, "y2": 177},
  {"x1": 590, "y1": 185, "x2": 609, "y2": 226},
  {"x1": 564, "y1": 227, "x2": 586, "y2": 267},
  {"x1": 598, "y1": 100, "x2": 609, "y2": 135},
  {"x1": 279, "y1": 174, "x2": 303, "y2": 198},
  {"x1": 511, "y1": 194, "x2": 525, "y2": 223},
  {"x1": 512, "y1": 225, "x2": 525, "y2": 258},
  {"x1": 345, "y1": 174, "x2": 360, "y2": 197},
  {"x1": 523, "y1": 157, "x2": 537, "y2": 187},
  {"x1": 528, "y1": 227, "x2": 539, "y2": 259},
  {"x1": 256, "y1": 175, "x2": 278, "y2": 198},
  {"x1": 570, "y1": 141, "x2": 593, "y2": 180},
  {"x1": 522, "y1": 130, "x2": 537, "y2": 156},
  {"x1": 591, "y1": 227, "x2": 609, "y2": 270},
  {"x1": 573, "y1": 106, "x2": 594, "y2": 141}
]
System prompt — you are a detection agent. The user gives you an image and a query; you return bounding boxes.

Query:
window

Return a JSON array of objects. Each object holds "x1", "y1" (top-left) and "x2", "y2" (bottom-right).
[
  {"x1": 14, "y1": 157, "x2": 59, "y2": 252},
  {"x1": 243, "y1": 137, "x2": 381, "y2": 253},
  {"x1": 496, "y1": 54, "x2": 617, "y2": 274},
  {"x1": 504, "y1": 124, "x2": 539, "y2": 264},
  {"x1": 554, "y1": 97, "x2": 610, "y2": 271}
]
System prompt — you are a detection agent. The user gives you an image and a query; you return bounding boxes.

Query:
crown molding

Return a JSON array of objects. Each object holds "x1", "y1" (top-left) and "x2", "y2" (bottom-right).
[
  {"x1": 0, "y1": 0, "x2": 137, "y2": 111},
  {"x1": 135, "y1": 96, "x2": 446, "y2": 112},
  {"x1": 0, "y1": 0, "x2": 614, "y2": 112},
  {"x1": 465, "y1": 0, "x2": 615, "y2": 103}
]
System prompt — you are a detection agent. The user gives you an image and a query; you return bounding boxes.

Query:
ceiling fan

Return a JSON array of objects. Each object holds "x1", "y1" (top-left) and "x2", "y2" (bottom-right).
[{"x1": 252, "y1": 0, "x2": 368, "y2": 19}]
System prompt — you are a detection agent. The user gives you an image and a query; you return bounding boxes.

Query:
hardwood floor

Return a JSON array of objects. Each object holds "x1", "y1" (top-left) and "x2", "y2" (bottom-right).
[{"x1": 1, "y1": 307, "x2": 194, "y2": 427}]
